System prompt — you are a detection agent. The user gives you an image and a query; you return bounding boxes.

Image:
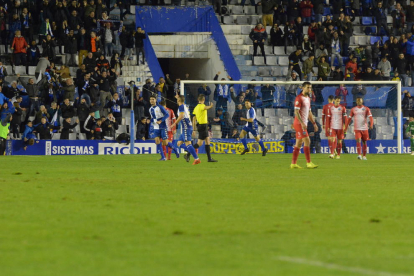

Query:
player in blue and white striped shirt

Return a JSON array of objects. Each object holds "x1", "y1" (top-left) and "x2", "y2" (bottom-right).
[
  {"x1": 171, "y1": 95, "x2": 200, "y2": 165},
  {"x1": 149, "y1": 95, "x2": 179, "y2": 161},
  {"x1": 240, "y1": 99, "x2": 268, "y2": 156}
]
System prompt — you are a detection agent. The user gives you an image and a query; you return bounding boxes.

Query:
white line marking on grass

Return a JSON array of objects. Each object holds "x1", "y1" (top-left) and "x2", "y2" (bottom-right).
[{"x1": 276, "y1": 256, "x2": 412, "y2": 276}]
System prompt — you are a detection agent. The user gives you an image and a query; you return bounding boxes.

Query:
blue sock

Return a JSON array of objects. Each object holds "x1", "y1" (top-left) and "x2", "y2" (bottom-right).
[
  {"x1": 258, "y1": 140, "x2": 266, "y2": 151},
  {"x1": 167, "y1": 142, "x2": 177, "y2": 154},
  {"x1": 187, "y1": 145, "x2": 198, "y2": 159},
  {"x1": 241, "y1": 138, "x2": 248, "y2": 150},
  {"x1": 157, "y1": 143, "x2": 165, "y2": 159}
]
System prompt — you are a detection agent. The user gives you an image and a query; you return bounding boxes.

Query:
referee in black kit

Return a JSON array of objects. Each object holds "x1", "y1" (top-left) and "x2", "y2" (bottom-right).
[{"x1": 185, "y1": 94, "x2": 218, "y2": 162}]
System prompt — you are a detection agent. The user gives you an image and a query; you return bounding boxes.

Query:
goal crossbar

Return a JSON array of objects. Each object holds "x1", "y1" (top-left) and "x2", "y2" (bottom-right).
[{"x1": 180, "y1": 80, "x2": 403, "y2": 154}]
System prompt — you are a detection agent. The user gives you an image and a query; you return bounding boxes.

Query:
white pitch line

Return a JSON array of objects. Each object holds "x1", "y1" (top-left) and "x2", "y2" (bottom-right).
[{"x1": 276, "y1": 256, "x2": 412, "y2": 276}]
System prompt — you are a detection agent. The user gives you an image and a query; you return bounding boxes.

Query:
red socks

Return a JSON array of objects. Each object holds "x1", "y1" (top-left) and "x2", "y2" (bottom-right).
[
  {"x1": 330, "y1": 139, "x2": 337, "y2": 155},
  {"x1": 167, "y1": 148, "x2": 172, "y2": 159},
  {"x1": 304, "y1": 146, "x2": 311, "y2": 163},
  {"x1": 362, "y1": 143, "x2": 367, "y2": 156},
  {"x1": 337, "y1": 142, "x2": 342, "y2": 156},
  {"x1": 292, "y1": 147, "x2": 300, "y2": 164},
  {"x1": 357, "y1": 142, "x2": 362, "y2": 155},
  {"x1": 162, "y1": 145, "x2": 167, "y2": 157}
]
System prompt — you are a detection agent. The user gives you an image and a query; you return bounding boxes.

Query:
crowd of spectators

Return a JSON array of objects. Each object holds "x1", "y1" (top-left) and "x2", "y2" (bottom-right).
[
  {"x1": 242, "y1": 0, "x2": 414, "y2": 88},
  {"x1": 0, "y1": 0, "x2": 153, "y2": 144}
]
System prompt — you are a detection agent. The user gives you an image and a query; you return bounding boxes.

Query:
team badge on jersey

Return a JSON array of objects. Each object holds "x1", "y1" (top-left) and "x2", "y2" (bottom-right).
[
  {"x1": 338, "y1": 107, "x2": 342, "y2": 111},
  {"x1": 362, "y1": 108, "x2": 365, "y2": 111},
  {"x1": 296, "y1": 101, "x2": 299, "y2": 105}
]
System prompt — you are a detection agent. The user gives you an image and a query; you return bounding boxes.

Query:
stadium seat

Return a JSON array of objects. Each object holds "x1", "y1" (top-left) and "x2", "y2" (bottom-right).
[
  {"x1": 15, "y1": 66, "x2": 26, "y2": 75},
  {"x1": 231, "y1": 6, "x2": 244, "y2": 15},
  {"x1": 69, "y1": 133, "x2": 77, "y2": 140},
  {"x1": 52, "y1": 134, "x2": 61, "y2": 140},
  {"x1": 278, "y1": 56, "x2": 289, "y2": 66},
  {"x1": 235, "y1": 16, "x2": 249, "y2": 25},
  {"x1": 222, "y1": 16, "x2": 234, "y2": 25},
  {"x1": 274, "y1": 46, "x2": 284, "y2": 55},
  {"x1": 271, "y1": 66, "x2": 281, "y2": 76},
  {"x1": 244, "y1": 6, "x2": 256, "y2": 15},
  {"x1": 362, "y1": 17, "x2": 373, "y2": 25},
  {"x1": 266, "y1": 56, "x2": 277, "y2": 65},
  {"x1": 264, "y1": 108, "x2": 275, "y2": 117},
  {"x1": 370, "y1": 36, "x2": 381, "y2": 44},
  {"x1": 253, "y1": 56, "x2": 265, "y2": 65}
]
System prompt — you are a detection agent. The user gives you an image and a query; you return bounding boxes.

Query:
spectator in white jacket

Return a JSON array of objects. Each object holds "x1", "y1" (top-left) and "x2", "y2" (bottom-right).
[{"x1": 377, "y1": 56, "x2": 391, "y2": 80}]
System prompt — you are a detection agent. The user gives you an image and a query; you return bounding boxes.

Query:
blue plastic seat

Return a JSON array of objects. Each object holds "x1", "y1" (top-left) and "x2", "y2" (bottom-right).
[
  {"x1": 362, "y1": 17, "x2": 373, "y2": 25},
  {"x1": 370, "y1": 36, "x2": 381, "y2": 44}
]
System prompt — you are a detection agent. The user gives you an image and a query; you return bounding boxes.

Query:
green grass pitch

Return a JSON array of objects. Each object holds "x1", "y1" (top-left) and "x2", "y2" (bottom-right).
[{"x1": 1, "y1": 153, "x2": 414, "y2": 276}]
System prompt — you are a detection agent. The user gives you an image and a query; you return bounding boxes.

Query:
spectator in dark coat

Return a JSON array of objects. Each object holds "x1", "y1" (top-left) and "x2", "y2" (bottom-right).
[
  {"x1": 64, "y1": 30, "x2": 78, "y2": 67},
  {"x1": 249, "y1": 24, "x2": 268, "y2": 64},
  {"x1": 76, "y1": 98, "x2": 90, "y2": 133},
  {"x1": 60, "y1": 118, "x2": 79, "y2": 140},
  {"x1": 134, "y1": 27, "x2": 146, "y2": 65},
  {"x1": 34, "y1": 117, "x2": 54, "y2": 139},
  {"x1": 61, "y1": 98, "x2": 76, "y2": 119},
  {"x1": 373, "y1": 2, "x2": 390, "y2": 36},
  {"x1": 108, "y1": 92, "x2": 123, "y2": 125},
  {"x1": 136, "y1": 117, "x2": 147, "y2": 140},
  {"x1": 198, "y1": 84, "x2": 212, "y2": 105},
  {"x1": 270, "y1": 23, "x2": 284, "y2": 47},
  {"x1": 232, "y1": 103, "x2": 247, "y2": 132},
  {"x1": 102, "y1": 113, "x2": 119, "y2": 139},
  {"x1": 41, "y1": 35, "x2": 57, "y2": 62},
  {"x1": 261, "y1": 84, "x2": 275, "y2": 108},
  {"x1": 307, "y1": 119, "x2": 322, "y2": 153},
  {"x1": 402, "y1": 90, "x2": 414, "y2": 117}
]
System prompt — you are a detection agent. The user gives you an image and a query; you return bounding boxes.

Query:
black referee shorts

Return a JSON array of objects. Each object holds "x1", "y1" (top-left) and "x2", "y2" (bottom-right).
[{"x1": 197, "y1": 124, "x2": 209, "y2": 140}]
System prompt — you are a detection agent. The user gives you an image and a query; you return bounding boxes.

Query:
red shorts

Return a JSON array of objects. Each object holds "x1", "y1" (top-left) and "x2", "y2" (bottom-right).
[
  {"x1": 294, "y1": 122, "x2": 309, "y2": 139},
  {"x1": 354, "y1": 130, "x2": 369, "y2": 141},
  {"x1": 330, "y1": 129, "x2": 344, "y2": 140},
  {"x1": 167, "y1": 131, "x2": 174, "y2": 141}
]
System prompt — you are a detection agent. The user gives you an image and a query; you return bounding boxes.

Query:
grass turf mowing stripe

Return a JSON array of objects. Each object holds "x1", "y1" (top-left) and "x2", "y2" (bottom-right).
[{"x1": 276, "y1": 256, "x2": 413, "y2": 276}]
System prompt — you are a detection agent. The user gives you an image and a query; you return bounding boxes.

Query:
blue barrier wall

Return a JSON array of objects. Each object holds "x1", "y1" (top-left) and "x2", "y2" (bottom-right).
[
  {"x1": 9, "y1": 139, "x2": 411, "y2": 155},
  {"x1": 135, "y1": 6, "x2": 241, "y2": 82}
]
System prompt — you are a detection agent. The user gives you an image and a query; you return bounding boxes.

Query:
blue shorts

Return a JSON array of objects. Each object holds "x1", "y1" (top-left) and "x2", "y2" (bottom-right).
[
  {"x1": 150, "y1": 128, "x2": 168, "y2": 140},
  {"x1": 243, "y1": 126, "x2": 258, "y2": 137},
  {"x1": 179, "y1": 128, "x2": 193, "y2": 142}
]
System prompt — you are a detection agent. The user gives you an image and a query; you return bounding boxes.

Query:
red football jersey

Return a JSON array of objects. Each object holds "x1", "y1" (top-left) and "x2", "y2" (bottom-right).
[
  {"x1": 349, "y1": 105, "x2": 372, "y2": 131},
  {"x1": 294, "y1": 93, "x2": 311, "y2": 125}
]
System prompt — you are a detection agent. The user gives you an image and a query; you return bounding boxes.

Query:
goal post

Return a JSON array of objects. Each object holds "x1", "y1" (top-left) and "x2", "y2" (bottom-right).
[{"x1": 180, "y1": 80, "x2": 403, "y2": 154}]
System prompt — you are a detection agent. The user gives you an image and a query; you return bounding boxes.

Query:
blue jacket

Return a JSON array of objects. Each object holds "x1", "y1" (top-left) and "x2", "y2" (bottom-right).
[
  {"x1": 406, "y1": 36, "x2": 414, "y2": 56},
  {"x1": 22, "y1": 125, "x2": 36, "y2": 140}
]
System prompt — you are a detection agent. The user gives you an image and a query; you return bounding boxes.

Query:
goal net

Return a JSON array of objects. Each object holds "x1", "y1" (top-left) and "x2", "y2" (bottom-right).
[{"x1": 178, "y1": 80, "x2": 404, "y2": 154}]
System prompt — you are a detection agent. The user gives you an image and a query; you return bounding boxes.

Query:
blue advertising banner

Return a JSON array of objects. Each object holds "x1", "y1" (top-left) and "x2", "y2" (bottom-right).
[
  {"x1": 11, "y1": 140, "x2": 157, "y2": 156},
  {"x1": 285, "y1": 139, "x2": 412, "y2": 154},
  {"x1": 8, "y1": 139, "x2": 411, "y2": 156}
]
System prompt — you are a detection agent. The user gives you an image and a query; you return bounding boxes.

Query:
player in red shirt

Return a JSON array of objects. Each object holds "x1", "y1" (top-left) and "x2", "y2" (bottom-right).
[
  {"x1": 322, "y1": 95, "x2": 335, "y2": 154},
  {"x1": 345, "y1": 97, "x2": 374, "y2": 160},
  {"x1": 161, "y1": 101, "x2": 177, "y2": 160},
  {"x1": 326, "y1": 96, "x2": 348, "y2": 159},
  {"x1": 291, "y1": 82, "x2": 319, "y2": 169}
]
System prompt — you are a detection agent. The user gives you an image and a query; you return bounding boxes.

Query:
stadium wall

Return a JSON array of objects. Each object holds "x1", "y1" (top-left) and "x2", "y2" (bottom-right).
[
  {"x1": 135, "y1": 6, "x2": 241, "y2": 81},
  {"x1": 8, "y1": 139, "x2": 411, "y2": 155}
]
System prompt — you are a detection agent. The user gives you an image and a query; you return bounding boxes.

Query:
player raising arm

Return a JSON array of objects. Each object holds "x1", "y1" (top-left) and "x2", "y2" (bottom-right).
[
  {"x1": 171, "y1": 96, "x2": 201, "y2": 165},
  {"x1": 326, "y1": 96, "x2": 348, "y2": 159},
  {"x1": 190, "y1": 94, "x2": 218, "y2": 162},
  {"x1": 149, "y1": 96, "x2": 180, "y2": 161},
  {"x1": 291, "y1": 82, "x2": 319, "y2": 169},
  {"x1": 239, "y1": 99, "x2": 268, "y2": 156},
  {"x1": 345, "y1": 97, "x2": 373, "y2": 160}
]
